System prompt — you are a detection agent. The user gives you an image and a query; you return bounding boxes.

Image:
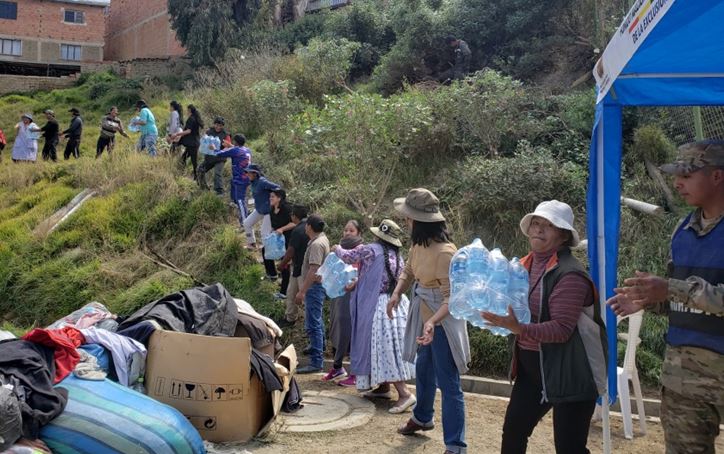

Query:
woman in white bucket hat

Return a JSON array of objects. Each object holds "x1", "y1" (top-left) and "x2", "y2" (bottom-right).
[{"x1": 483, "y1": 200, "x2": 607, "y2": 454}]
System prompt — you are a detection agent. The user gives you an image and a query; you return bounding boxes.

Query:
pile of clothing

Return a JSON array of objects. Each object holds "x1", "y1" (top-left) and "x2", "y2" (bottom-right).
[{"x1": 0, "y1": 283, "x2": 301, "y2": 453}]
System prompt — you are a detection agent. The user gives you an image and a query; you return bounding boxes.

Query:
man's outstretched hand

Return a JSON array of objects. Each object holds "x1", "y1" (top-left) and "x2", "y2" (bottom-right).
[{"x1": 607, "y1": 270, "x2": 668, "y2": 316}]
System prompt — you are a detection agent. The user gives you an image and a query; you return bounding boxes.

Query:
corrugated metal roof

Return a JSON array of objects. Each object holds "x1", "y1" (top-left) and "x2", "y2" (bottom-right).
[{"x1": 51, "y1": 0, "x2": 110, "y2": 6}]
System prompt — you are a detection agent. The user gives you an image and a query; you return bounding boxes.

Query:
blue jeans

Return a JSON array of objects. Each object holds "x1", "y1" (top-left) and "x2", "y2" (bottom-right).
[
  {"x1": 413, "y1": 326, "x2": 467, "y2": 453},
  {"x1": 137, "y1": 134, "x2": 158, "y2": 156},
  {"x1": 304, "y1": 283, "x2": 325, "y2": 369}
]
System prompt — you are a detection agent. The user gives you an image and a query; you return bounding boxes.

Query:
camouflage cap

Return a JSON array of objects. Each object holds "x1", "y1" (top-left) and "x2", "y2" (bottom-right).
[{"x1": 660, "y1": 140, "x2": 724, "y2": 175}]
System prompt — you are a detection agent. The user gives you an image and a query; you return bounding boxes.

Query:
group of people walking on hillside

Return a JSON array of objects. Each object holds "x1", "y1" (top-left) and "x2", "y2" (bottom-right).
[{"x1": 1, "y1": 100, "x2": 163, "y2": 163}]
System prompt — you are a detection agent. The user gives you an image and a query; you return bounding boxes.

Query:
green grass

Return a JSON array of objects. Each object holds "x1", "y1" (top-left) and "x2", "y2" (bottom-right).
[{"x1": 0, "y1": 143, "x2": 274, "y2": 328}]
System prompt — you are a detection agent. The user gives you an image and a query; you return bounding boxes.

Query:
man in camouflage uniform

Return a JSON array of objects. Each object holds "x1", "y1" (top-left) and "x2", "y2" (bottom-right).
[
  {"x1": 608, "y1": 140, "x2": 724, "y2": 453},
  {"x1": 441, "y1": 35, "x2": 472, "y2": 81}
]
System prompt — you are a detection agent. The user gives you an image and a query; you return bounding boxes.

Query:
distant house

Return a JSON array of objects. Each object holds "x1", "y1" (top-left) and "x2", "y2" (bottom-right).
[
  {"x1": 104, "y1": 0, "x2": 185, "y2": 61},
  {"x1": 0, "y1": 0, "x2": 109, "y2": 76}
]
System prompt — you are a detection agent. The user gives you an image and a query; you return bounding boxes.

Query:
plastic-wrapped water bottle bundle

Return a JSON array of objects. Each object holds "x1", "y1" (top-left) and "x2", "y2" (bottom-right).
[
  {"x1": 316, "y1": 253, "x2": 358, "y2": 299},
  {"x1": 263, "y1": 232, "x2": 286, "y2": 260},
  {"x1": 200, "y1": 135, "x2": 221, "y2": 155},
  {"x1": 127, "y1": 116, "x2": 141, "y2": 133},
  {"x1": 449, "y1": 238, "x2": 531, "y2": 336}
]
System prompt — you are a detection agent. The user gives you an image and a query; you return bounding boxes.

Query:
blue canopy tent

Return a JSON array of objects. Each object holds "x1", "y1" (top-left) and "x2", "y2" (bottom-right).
[{"x1": 588, "y1": 1, "x2": 724, "y2": 451}]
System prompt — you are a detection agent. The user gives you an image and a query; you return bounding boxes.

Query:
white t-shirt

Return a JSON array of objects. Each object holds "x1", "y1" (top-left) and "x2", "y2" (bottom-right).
[{"x1": 168, "y1": 111, "x2": 182, "y2": 135}]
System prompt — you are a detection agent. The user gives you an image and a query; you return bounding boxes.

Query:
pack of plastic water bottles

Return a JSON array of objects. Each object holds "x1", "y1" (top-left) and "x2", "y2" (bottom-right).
[
  {"x1": 27, "y1": 129, "x2": 41, "y2": 140},
  {"x1": 127, "y1": 117, "x2": 141, "y2": 133},
  {"x1": 200, "y1": 135, "x2": 221, "y2": 155},
  {"x1": 263, "y1": 233, "x2": 286, "y2": 260},
  {"x1": 316, "y1": 253, "x2": 358, "y2": 299},
  {"x1": 449, "y1": 238, "x2": 531, "y2": 336}
]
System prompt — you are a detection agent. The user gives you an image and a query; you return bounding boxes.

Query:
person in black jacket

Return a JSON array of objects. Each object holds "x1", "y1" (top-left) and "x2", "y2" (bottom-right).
[
  {"x1": 171, "y1": 104, "x2": 204, "y2": 180},
  {"x1": 61, "y1": 107, "x2": 83, "y2": 159},
  {"x1": 36, "y1": 110, "x2": 59, "y2": 162}
]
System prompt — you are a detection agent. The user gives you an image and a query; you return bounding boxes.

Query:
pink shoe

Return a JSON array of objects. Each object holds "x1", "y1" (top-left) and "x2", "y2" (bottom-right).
[
  {"x1": 321, "y1": 367, "x2": 346, "y2": 382},
  {"x1": 337, "y1": 375, "x2": 356, "y2": 387}
]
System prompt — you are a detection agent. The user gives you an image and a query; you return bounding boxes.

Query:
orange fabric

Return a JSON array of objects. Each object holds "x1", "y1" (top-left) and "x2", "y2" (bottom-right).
[{"x1": 519, "y1": 251, "x2": 559, "y2": 272}]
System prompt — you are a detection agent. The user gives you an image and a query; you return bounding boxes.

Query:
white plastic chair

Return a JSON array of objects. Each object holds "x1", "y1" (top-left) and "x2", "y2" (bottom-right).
[{"x1": 616, "y1": 310, "x2": 647, "y2": 439}]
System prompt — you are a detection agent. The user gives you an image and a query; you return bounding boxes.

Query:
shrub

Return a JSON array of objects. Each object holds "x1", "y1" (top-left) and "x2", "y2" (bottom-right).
[
  {"x1": 436, "y1": 145, "x2": 587, "y2": 253},
  {"x1": 371, "y1": 4, "x2": 439, "y2": 94},
  {"x1": 625, "y1": 124, "x2": 676, "y2": 170},
  {"x1": 279, "y1": 90, "x2": 437, "y2": 225},
  {"x1": 468, "y1": 328, "x2": 510, "y2": 377},
  {"x1": 286, "y1": 38, "x2": 361, "y2": 103}
]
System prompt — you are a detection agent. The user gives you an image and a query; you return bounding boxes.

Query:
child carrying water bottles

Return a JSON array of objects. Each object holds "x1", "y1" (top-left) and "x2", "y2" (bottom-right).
[{"x1": 323, "y1": 220, "x2": 363, "y2": 386}]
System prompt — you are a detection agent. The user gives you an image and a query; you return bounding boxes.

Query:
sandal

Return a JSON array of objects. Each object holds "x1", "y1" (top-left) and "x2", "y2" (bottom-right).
[{"x1": 389, "y1": 394, "x2": 417, "y2": 414}]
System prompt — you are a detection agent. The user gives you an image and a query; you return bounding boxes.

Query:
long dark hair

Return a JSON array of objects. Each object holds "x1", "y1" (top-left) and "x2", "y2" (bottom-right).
[
  {"x1": 170, "y1": 100, "x2": 183, "y2": 124},
  {"x1": 187, "y1": 104, "x2": 204, "y2": 129},
  {"x1": 379, "y1": 240, "x2": 402, "y2": 295},
  {"x1": 410, "y1": 220, "x2": 452, "y2": 247},
  {"x1": 271, "y1": 188, "x2": 289, "y2": 213}
]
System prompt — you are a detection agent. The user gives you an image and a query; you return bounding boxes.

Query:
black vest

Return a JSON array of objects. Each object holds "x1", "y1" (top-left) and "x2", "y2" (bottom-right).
[{"x1": 539, "y1": 249, "x2": 608, "y2": 403}]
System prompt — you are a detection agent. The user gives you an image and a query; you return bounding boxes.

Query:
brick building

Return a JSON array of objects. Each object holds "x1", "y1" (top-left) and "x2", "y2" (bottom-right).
[
  {"x1": 0, "y1": 0, "x2": 109, "y2": 75},
  {"x1": 104, "y1": 0, "x2": 185, "y2": 61}
]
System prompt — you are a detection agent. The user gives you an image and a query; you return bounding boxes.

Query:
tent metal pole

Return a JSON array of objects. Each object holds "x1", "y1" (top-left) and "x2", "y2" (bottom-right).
[{"x1": 596, "y1": 113, "x2": 612, "y2": 454}]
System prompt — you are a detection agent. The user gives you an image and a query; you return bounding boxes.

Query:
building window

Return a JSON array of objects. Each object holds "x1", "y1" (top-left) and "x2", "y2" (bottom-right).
[
  {"x1": 0, "y1": 1, "x2": 17, "y2": 20},
  {"x1": 0, "y1": 38, "x2": 21, "y2": 56},
  {"x1": 64, "y1": 10, "x2": 84, "y2": 24},
  {"x1": 61, "y1": 44, "x2": 82, "y2": 61}
]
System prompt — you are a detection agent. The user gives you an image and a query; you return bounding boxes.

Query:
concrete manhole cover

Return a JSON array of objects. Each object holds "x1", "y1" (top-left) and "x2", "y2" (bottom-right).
[{"x1": 281, "y1": 390, "x2": 375, "y2": 433}]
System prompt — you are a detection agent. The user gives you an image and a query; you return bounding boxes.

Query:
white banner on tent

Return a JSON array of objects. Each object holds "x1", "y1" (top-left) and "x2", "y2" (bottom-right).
[{"x1": 593, "y1": 0, "x2": 677, "y2": 103}]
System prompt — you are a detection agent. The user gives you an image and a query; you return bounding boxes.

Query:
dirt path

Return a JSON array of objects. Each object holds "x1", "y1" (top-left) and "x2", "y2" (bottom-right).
[{"x1": 208, "y1": 373, "x2": 721, "y2": 454}]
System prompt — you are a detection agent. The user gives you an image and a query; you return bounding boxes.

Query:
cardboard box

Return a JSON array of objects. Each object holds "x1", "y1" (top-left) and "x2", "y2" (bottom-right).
[
  {"x1": 233, "y1": 323, "x2": 275, "y2": 358},
  {"x1": 145, "y1": 330, "x2": 296, "y2": 442}
]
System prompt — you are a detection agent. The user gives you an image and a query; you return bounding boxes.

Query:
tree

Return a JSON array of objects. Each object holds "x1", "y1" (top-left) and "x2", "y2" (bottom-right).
[{"x1": 168, "y1": 0, "x2": 261, "y2": 66}]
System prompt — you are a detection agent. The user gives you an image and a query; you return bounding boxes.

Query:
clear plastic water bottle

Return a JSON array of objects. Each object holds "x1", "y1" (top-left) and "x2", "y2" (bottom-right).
[
  {"x1": 467, "y1": 239, "x2": 490, "y2": 278},
  {"x1": 200, "y1": 135, "x2": 221, "y2": 155},
  {"x1": 263, "y1": 233, "x2": 286, "y2": 260},
  {"x1": 318, "y1": 253, "x2": 356, "y2": 298},
  {"x1": 488, "y1": 248, "x2": 510, "y2": 313},
  {"x1": 449, "y1": 251, "x2": 468, "y2": 319},
  {"x1": 509, "y1": 258, "x2": 531, "y2": 324},
  {"x1": 127, "y1": 117, "x2": 141, "y2": 133}
]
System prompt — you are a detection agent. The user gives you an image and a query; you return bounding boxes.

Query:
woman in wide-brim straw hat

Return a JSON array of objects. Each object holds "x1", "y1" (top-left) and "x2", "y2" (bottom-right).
[
  {"x1": 388, "y1": 188, "x2": 470, "y2": 454},
  {"x1": 482, "y1": 200, "x2": 607, "y2": 453},
  {"x1": 333, "y1": 219, "x2": 416, "y2": 412}
]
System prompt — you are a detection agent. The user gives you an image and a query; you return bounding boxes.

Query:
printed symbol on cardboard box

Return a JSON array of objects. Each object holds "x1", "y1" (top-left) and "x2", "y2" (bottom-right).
[
  {"x1": 203, "y1": 417, "x2": 217, "y2": 430},
  {"x1": 213, "y1": 386, "x2": 227, "y2": 401},
  {"x1": 187, "y1": 415, "x2": 217, "y2": 431},
  {"x1": 227, "y1": 385, "x2": 243, "y2": 401},
  {"x1": 183, "y1": 382, "x2": 197, "y2": 400},
  {"x1": 196, "y1": 383, "x2": 211, "y2": 401},
  {"x1": 169, "y1": 380, "x2": 184, "y2": 399},
  {"x1": 154, "y1": 377, "x2": 166, "y2": 396}
]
